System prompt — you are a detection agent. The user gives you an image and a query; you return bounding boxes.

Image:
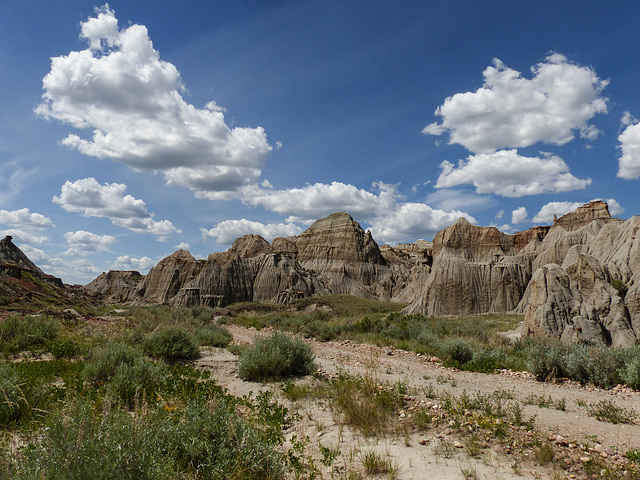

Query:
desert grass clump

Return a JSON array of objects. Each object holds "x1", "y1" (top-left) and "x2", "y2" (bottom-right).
[
  {"x1": 195, "y1": 323, "x2": 233, "y2": 348},
  {"x1": 586, "y1": 399, "x2": 637, "y2": 424},
  {"x1": 328, "y1": 372, "x2": 405, "y2": 437},
  {"x1": 0, "y1": 360, "x2": 29, "y2": 425},
  {"x1": 144, "y1": 328, "x2": 200, "y2": 361},
  {"x1": 237, "y1": 331, "x2": 316, "y2": 382},
  {"x1": 361, "y1": 450, "x2": 398, "y2": 478},
  {"x1": 13, "y1": 397, "x2": 285, "y2": 480}
]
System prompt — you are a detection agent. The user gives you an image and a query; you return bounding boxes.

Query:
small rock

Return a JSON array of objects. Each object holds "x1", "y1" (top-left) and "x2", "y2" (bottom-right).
[
  {"x1": 580, "y1": 456, "x2": 591, "y2": 463},
  {"x1": 594, "y1": 444, "x2": 604, "y2": 453},
  {"x1": 453, "y1": 441, "x2": 463, "y2": 449},
  {"x1": 418, "y1": 439, "x2": 428, "y2": 446}
]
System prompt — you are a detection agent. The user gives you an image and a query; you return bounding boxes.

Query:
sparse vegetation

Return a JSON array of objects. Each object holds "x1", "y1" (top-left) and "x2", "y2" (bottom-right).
[
  {"x1": 585, "y1": 399, "x2": 637, "y2": 424},
  {"x1": 3, "y1": 297, "x2": 640, "y2": 479}
]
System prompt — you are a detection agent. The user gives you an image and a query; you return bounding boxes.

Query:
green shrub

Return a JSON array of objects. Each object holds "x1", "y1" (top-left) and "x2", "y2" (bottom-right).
[
  {"x1": 0, "y1": 314, "x2": 60, "y2": 353},
  {"x1": 196, "y1": 324, "x2": 233, "y2": 348},
  {"x1": 48, "y1": 337, "x2": 84, "y2": 359},
  {"x1": 526, "y1": 342, "x2": 567, "y2": 381},
  {"x1": 442, "y1": 337, "x2": 474, "y2": 366},
  {"x1": 237, "y1": 331, "x2": 316, "y2": 382},
  {"x1": 106, "y1": 358, "x2": 168, "y2": 407},
  {"x1": 82, "y1": 342, "x2": 166, "y2": 405},
  {"x1": 564, "y1": 343, "x2": 620, "y2": 388},
  {"x1": 82, "y1": 342, "x2": 141, "y2": 384},
  {"x1": 145, "y1": 328, "x2": 200, "y2": 361}
]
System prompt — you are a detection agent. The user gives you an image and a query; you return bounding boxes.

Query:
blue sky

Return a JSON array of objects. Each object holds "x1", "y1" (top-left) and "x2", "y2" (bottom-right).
[{"x1": 1, "y1": 1, "x2": 640, "y2": 284}]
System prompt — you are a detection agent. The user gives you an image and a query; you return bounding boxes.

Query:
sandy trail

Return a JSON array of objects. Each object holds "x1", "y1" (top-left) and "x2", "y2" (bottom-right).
[{"x1": 196, "y1": 325, "x2": 640, "y2": 479}]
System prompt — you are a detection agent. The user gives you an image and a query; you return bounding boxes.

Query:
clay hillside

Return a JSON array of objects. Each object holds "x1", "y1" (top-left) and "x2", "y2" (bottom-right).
[
  {"x1": 0, "y1": 235, "x2": 94, "y2": 310},
  {"x1": 81, "y1": 201, "x2": 640, "y2": 347}
]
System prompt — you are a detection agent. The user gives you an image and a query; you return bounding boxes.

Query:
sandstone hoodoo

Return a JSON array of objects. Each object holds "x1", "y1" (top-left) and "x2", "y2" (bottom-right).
[{"x1": 83, "y1": 201, "x2": 640, "y2": 346}]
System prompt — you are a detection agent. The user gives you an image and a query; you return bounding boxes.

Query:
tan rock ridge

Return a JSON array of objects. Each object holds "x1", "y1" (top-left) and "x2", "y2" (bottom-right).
[{"x1": 82, "y1": 201, "x2": 640, "y2": 347}]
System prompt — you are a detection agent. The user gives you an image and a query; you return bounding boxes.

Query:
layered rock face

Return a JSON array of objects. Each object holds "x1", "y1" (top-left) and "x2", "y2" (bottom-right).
[
  {"x1": 403, "y1": 219, "x2": 536, "y2": 316},
  {"x1": 274, "y1": 212, "x2": 392, "y2": 299},
  {"x1": 171, "y1": 213, "x2": 390, "y2": 307},
  {"x1": 133, "y1": 250, "x2": 205, "y2": 304},
  {"x1": 85, "y1": 270, "x2": 144, "y2": 304}
]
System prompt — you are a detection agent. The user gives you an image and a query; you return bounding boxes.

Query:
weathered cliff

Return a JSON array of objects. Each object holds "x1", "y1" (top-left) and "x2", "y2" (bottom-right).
[
  {"x1": 402, "y1": 219, "x2": 538, "y2": 316},
  {"x1": 134, "y1": 250, "x2": 205, "y2": 304},
  {"x1": 85, "y1": 270, "x2": 144, "y2": 304}
]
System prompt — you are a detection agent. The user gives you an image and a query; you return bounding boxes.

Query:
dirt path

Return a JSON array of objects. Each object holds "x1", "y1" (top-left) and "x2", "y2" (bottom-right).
[{"x1": 196, "y1": 326, "x2": 640, "y2": 479}]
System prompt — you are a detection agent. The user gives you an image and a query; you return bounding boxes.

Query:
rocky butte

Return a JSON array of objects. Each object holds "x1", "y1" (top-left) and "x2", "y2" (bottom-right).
[{"x1": 78, "y1": 201, "x2": 640, "y2": 346}]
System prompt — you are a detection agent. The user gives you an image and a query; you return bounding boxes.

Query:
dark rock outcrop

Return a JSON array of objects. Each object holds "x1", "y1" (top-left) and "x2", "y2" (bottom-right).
[{"x1": 0, "y1": 235, "x2": 62, "y2": 287}]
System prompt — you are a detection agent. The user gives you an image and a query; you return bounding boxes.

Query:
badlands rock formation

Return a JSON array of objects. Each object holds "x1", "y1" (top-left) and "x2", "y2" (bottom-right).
[
  {"x1": 84, "y1": 201, "x2": 640, "y2": 346},
  {"x1": 0, "y1": 235, "x2": 62, "y2": 287}
]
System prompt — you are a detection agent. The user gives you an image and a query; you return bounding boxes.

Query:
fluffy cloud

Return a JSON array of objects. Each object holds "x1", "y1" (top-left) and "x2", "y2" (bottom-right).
[
  {"x1": 0, "y1": 229, "x2": 49, "y2": 244},
  {"x1": 618, "y1": 122, "x2": 640, "y2": 179},
  {"x1": 240, "y1": 181, "x2": 399, "y2": 223},
  {"x1": 368, "y1": 203, "x2": 475, "y2": 244},
  {"x1": 111, "y1": 255, "x2": 155, "y2": 272},
  {"x1": 603, "y1": 198, "x2": 624, "y2": 216},
  {"x1": 63, "y1": 230, "x2": 116, "y2": 256},
  {"x1": 53, "y1": 178, "x2": 179, "y2": 235},
  {"x1": 43, "y1": 257, "x2": 101, "y2": 284},
  {"x1": 202, "y1": 219, "x2": 304, "y2": 244},
  {"x1": 0, "y1": 208, "x2": 54, "y2": 229},
  {"x1": 435, "y1": 150, "x2": 591, "y2": 197},
  {"x1": 511, "y1": 207, "x2": 528, "y2": 224},
  {"x1": 36, "y1": 5, "x2": 271, "y2": 197},
  {"x1": 532, "y1": 201, "x2": 586, "y2": 224},
  {"x1": 19, "y1": 245, "x2": 49, "y2": 263},
  {"x1": 236, "y1": 180, "x2": 475, "y2": 244},
  {"x1": 423, "y1": 54, "x2": 608, "y2": 153}
]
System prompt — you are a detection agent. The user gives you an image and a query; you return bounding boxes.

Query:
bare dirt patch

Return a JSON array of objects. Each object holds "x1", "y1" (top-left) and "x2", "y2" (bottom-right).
[{"x1": 196, "y1": 325, "x2": 640, "y2": 479}]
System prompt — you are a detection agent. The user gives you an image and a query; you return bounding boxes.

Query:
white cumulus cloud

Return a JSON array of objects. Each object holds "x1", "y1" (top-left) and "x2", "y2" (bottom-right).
[
  {"x1": 368, "y1": 203, "x2": 475, "y2": 244},
  {"x1": 511, "y1": 207, "x2": 528, "y2": 224},
  {"x1": 36, "y1": 5, "x2": 271, "y2": 198},
  {"x1": 240, "y1": 181, "x2": 399, "y2": 224},
  {"x1": 63, "y1": 230, "x2": 116, "y2": 256},
  {"x1": 0, "y1": 229, "x2": 49, "y2": 244},
  {"x1": 532, "y1": 201, "x2": 586, "y2": 224},
  {"x1": 423, "y1": 54, "x2": 609, "y2": 153},
  {"x1": 435, "y1": 150, "x2": 591, "y2": 197},
  {"x1": 0, "y1": 208, "x2": 54, "y2": 229},
  {"x1": 202, "y1": 219, "x2": 304, "y2": 244},
  {"x1": 618, "y1": 122, "x2": 640, "y2": 180},
  {"x1": 111, "y1": 255, "x2": 156, "y2": 272},
  {"x1": 236, "y1": 180, "x2": 475, "y2": 244},
  {"x1": 53, "y1": 177, "x2": 179, "y2": 235}
]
